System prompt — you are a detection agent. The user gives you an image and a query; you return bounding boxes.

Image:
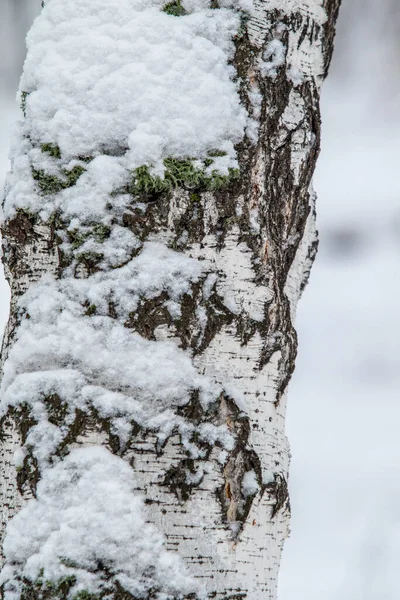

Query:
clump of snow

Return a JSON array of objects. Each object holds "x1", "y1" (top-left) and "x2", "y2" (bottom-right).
[
  {"x1": 242, "y1": 469, "x2": 260, "y2": 497},
  {"x1": 3, "y1": 0, "x2": 254, "y2": 225},
  {"x1": 287, "y1": 65, "x2": 304, "y2": 86},
  {"x1": 13, "y1": 448, "x2": 25, "y2": 471},
  {"x1": 185, "y1": 464, "x2": 204, "y2": 486},
  {"x1": 223, "y1": 384, "x2": 247, "y2": 412},
  {"x1": 0, "y1": 247, "x2": 236, "y2": 465},
  {"x1": 218, "y1": 449, "x2": 229, "y2": 464},
  {"x1": 245, "y1": 117, "x2": 259, "y2": 145},
  {"x1": 3, "y1": 133, "x2": 133, "y2": 222},
  {"x1": 20, "y1": 0, "x2": 248, "y2": 172},
  {"x1": 64, "y1": 241, "x2": 206, "y2": 318},
  {"x1": 260, "y1": 39, "x2": 286, "y2": 79},
  {"x1": 0, "y1": 446, "x2": 198, "y2": 600},
  {"x1": 249, "y1": 87, "x2": 262, "y2": 120},
  {"x1": 72, "y1": 225, "x2": 141, "y2": 269},
  {"x1": 202, "y1": 273, "x2": 218, "y2": 300}
]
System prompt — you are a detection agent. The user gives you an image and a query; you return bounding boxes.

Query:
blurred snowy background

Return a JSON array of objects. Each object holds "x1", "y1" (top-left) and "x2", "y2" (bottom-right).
[{"x1": 1, "y1": 1, "x2": 399, "y2": 598}]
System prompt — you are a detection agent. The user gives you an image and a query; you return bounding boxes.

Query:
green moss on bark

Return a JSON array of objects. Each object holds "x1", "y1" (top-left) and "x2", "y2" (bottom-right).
[
  {"x1": 41, "y1": 143, "x2": 62, "y2": 159},
  {"x1": 32, "y1": 165, "x2": 86, "y2": 195},
  {"x1": 20, "y1": 91, "x2": 29, "y2": 117},
  {"x1": 130, "y1": 158, "x2": 239, "y2": 196},
  {"x1": 162, "y1": 1, "x2": 187, "y2": 16}
]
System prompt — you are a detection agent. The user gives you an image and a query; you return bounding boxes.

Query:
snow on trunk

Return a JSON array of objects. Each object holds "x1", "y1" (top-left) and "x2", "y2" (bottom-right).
[{"x1": 0, "y1": 1, "x2": 340, "y2": 599}]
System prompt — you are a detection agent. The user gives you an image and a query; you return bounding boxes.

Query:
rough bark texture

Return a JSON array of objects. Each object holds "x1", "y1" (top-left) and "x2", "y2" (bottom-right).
[{"x1": 0, "y1": 1, "x2": 340, "y2": 599}]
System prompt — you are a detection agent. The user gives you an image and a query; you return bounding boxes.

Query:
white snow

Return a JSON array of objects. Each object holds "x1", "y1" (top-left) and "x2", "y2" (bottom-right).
[
  {"x1": 242, "y1": 469, "x2": 260, "y2": 497},
  {"x1": 3, "y1": 0, "x2": 254, "y2": 244},
  {"x1": 0, "y1": 228, "x2": 240, "y2": 469},
  {"x1": 0, "y1": 264, "x2": 238, "y2": 465},
  {"x1": 63, "y1": 241, "x2": 206, "y2": 316},
  {"x1": 0, "y1": 446, "x2": 198, "y2": 600},
  {"x1": 249, "y1": 88, "x2": 262, "y2": 119},
  {"x1": 260, "y1": 39, "x2": 286, "y2": 79},
  {"x1": 286, "y1": 65, "x2": 304, "y2": 86},
  {"x1": 20, "y1": 0, "x2": 248, "y2": 170},
  {"x1": 202, "y1": 273, "x2": 218, "y2": 301}
]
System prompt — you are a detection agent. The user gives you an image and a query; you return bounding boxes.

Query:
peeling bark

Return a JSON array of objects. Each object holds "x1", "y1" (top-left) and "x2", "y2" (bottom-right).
[{"x1": 0, "y1": 2, "x2": 340, "y2": 599}]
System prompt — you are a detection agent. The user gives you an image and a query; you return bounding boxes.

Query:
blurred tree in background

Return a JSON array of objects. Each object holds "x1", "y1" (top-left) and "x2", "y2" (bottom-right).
[{"x1": 0, "y1": 0, "x2": 41, "y2": 90}]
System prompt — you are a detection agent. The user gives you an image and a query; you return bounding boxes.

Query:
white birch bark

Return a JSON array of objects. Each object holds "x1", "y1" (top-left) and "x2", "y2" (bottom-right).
[{"x1": 0, "y1": 1, "x2": 340, "y2": 599}]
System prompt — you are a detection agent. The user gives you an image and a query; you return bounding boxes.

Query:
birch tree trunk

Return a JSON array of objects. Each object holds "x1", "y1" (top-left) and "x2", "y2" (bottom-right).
[{"x1": 0, "y1": 1, "x2": 340, "y2": 599}]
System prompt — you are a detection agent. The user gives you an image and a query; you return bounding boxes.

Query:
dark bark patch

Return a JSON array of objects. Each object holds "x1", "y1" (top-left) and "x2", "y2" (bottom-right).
[
  {"x1": 162, "y1": 458, "x2": 203, "y2": 502},
  {"x1": 216, "y1": 396, "x2": 263, "y2": 538},
  {"x1": 4, "y1": 211, "x2": 36, "y2": 245},
  {"x1": 265, "y1": 472, "x2": 290, "y2": 519},
  {"x1": 124, "y1": 293, "x2": 172, "y2": 340}
]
